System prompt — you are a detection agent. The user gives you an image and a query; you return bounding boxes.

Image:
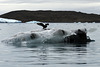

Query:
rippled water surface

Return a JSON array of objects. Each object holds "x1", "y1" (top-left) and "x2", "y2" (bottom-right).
[{"x1": 0, "y1": 23, "x2": 100, "y2": 67}]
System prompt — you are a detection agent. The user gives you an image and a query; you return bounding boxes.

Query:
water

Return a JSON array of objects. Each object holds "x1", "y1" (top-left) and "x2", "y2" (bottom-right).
[{"x1": 0, "y1": 23, "x2": 100, "y2": 67}]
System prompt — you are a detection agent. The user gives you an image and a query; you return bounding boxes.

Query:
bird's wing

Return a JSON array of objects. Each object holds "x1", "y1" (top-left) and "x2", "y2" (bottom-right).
[{"x1": 37, "y1": 23, "x2": 45, "y2": 27}]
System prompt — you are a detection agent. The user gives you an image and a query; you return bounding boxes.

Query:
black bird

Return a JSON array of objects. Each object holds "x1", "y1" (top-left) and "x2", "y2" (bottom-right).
[{"x1": 37, "y1": 23, "x2": 49, "y2": 29}]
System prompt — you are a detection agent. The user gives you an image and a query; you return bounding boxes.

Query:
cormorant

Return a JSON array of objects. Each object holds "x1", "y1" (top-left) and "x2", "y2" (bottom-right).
[{"x1": 37, "y1": 23, "x2": 49, "y2": 29}]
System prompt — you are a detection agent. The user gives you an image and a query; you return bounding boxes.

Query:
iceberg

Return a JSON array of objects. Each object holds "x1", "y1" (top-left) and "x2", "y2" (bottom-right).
[
  {"x1": 2, "y1": 29, "x2": 67, "y2": 44},
  {"x1": 2, "y1": 28, "x2": 94, "y2": 44},
  {"x1": 0, "y1": 18, "x2": 22, "y2": 23},
  {"x1": 26, "y1": 21, "x2": 41, "y2": 23}
]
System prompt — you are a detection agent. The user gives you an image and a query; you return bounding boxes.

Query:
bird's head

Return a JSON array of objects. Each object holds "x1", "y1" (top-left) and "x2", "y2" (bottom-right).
[{"x1": 45, "y1": 23, "x2": 49, "y2": 26}]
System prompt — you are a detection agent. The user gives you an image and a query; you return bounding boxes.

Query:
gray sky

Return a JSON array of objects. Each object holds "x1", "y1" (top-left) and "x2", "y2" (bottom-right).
[{"x1": 0, "y1": 0, "x2": 100, "y2": 15}]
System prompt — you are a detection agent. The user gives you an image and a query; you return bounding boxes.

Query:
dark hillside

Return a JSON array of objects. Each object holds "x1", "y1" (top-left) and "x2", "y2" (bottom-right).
[{"x1": 0, "y1": 10, "x2": 100, "y2": 23}]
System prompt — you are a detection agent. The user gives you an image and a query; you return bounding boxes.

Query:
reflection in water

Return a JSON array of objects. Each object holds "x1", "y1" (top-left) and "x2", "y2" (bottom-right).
[
  {"x1": 5, "y1": 42, "x2": 88, "y2": 65},
  {"x1": 7, "y1": 41, "x2": 88, "y2": 47}
]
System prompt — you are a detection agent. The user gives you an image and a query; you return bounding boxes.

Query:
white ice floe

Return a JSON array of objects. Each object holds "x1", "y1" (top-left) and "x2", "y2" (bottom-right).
[
  {"x1": 2, "y1": 28, "x2": 87, "y2": 44},
  {"x1": 26, "y1": 21, "x2": 41, "y2": 23},
  {"x1": 0, "y1": 18, "x2": 22, "y2": 23},
  {"x1": 2, "y1": 29, "x2": 70, "y2": 44}
]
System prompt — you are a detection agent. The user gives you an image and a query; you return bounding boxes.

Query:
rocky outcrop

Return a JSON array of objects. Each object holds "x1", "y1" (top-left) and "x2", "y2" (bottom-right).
[{"x1": 64, "y1": 29, "x2": 94, "y2": 44}]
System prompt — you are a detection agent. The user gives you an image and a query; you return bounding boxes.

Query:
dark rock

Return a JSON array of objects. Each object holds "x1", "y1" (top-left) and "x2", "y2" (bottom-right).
[
  {"x1": 30, "y1": 33, "x2": 37, "y2": 39},
  {"x1": 64, "y1": 29, "x2": 94, "y2": 44},
  {"x1": 0, "y1": 10, "x2": 100, "y2": 22}
]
